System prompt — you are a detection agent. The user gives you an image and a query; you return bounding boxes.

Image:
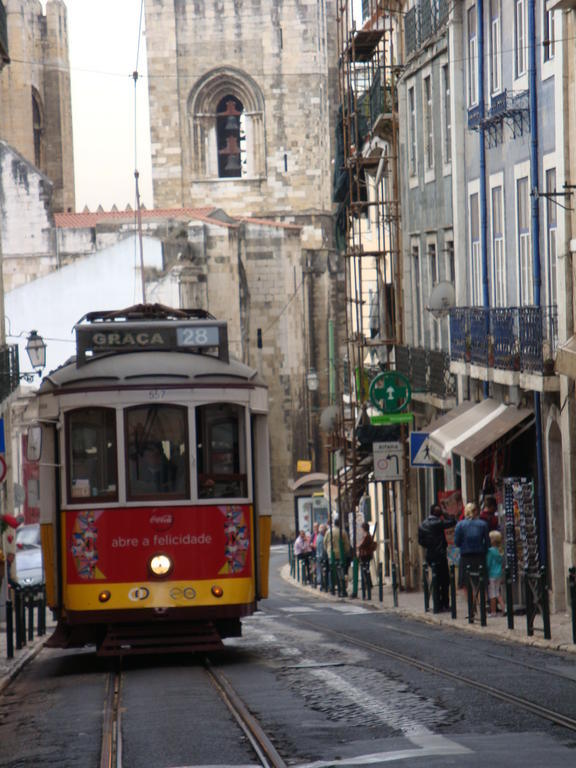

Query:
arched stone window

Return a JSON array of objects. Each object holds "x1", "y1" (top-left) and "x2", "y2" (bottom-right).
[
  {"x1": 188, "y1": 68, "x2": 265, "y2": 180},
  {"x1": 31, "y1": 88, "x2": 44, "y2": 169}
]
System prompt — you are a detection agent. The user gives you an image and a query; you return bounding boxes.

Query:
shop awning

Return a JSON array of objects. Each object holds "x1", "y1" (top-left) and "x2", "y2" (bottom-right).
[
  {"x1": 555, "y1": 336, "x2": 576, "y2": 379},
  {"x1": 428, "y1": 399, "x2": 534, "y2": 464}
]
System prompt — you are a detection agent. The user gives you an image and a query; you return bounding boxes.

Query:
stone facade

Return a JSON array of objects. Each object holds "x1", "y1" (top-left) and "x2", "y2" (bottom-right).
[
  {"x1": 0, "y1": 0, "x2": 75, "y2": 213},
  {"x1": 0, "y1": 140, "x2": 56, "y2": 293},
  {"x1": 143, "y1": 1, "x2": 345, "y2": 537}
]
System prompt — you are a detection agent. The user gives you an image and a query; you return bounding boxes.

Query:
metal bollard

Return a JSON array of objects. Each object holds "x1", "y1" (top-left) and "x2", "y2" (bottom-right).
[
  {"x1": 14, "y1": 589, "x2": 24, "y2": 650},
  {"x1": 541, "y1": 567, "x2": 551, "y2": 640},
  {"x1": 450, "y1": 564, "x2": 457, "y2": 619},
  {"x1": 479, "y1": 565, "x2": 487, "y2": 627},
  {"x1": 391, "y1": 562, "x2": 398, "y2": 607},
  {"x1": 430, "y1": 563, "x2": 439, "y2": 614},
  {"x1": 37, "y1": 590, "x2": 46, "y2": 636},
  {"x1": 351, "y1": 557, "x2": 359, "y2": 599},
  {"x1": 423, "y1": 564, "x2": 430, "y2": 612},
  {"x1": 569, "y1": 567, "x2": 576, "y2": 644},
  {"x1": 288, "y1": 543, "x2": 294, "y2": 578},
  {"x1": 5, "y1": 598, "x2": 14, "y2": 659},
  {"x1": 505, "y1": 566, "x2": 515, "y2": 630},
  {"x1": 466, "y1": 567, "x2": 474, "y2": 624},
  {"x1": 378, "y1": 561, "x2": 383, "y2": 603},
  {"x1": 27, "y1": 596, "x2": 34, "y2": 642}
]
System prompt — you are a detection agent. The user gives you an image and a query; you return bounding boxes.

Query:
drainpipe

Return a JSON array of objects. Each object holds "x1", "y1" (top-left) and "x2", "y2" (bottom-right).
[
  {"x1": 528, "y1": 0, "x2": 547, "y2": 569},
  {"x1": 478, "y1": 0, "x2": 489, "y2": 399}
]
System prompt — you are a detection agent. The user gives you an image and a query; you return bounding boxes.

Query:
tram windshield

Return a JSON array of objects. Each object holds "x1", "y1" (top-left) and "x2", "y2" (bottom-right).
[
  {"x1": 126, "y1": 404, "x2": 189, "y2": 500},
  {"x1": 196, "y1": 403, "x2": 247, "y2": 498},
  {"x1": 67, "y1": 408, "x2": 118, "y2": 502}
]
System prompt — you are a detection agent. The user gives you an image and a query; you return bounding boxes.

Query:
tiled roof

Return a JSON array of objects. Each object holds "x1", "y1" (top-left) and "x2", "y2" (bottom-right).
[
  {"x1": 53, "y1": 207, "x2": 219, "y2": 229},
  {"x1": 53, "y1": 208, "x2": 303, "y2": 232}
]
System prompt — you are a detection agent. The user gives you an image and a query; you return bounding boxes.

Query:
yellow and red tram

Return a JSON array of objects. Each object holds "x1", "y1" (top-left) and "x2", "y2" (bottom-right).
[{"x1": 27, "y1": 305, "x2": 271, "y2": 654}]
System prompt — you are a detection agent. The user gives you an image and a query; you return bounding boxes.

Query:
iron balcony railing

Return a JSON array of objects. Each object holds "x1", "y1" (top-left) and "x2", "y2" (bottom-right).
[
  {"x1": 449, "y1": 306, "x2": 558, "y2": 375},
  {"x1": 405, "y1": 0, "x2": 450, "y2": 57},
  {"x1": 0, "y1": 345, "x2": 20, "y2": 401},
  {"x1": 394, "y1": 345, "x2": 456, "y2": 399}
]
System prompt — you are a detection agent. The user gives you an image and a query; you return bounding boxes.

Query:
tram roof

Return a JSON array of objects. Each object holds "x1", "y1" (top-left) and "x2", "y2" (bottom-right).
[{"x1": 39, "y1": 349, "x2": 265, "y2": 391}]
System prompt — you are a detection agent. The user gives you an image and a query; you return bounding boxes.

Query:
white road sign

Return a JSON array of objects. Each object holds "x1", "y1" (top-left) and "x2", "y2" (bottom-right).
[{"x1": 373, "y1": 441, "x2": 403, "y2": 481}]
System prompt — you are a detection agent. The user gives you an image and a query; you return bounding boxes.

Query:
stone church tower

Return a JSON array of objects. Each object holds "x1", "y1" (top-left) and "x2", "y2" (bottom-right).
[
  {"x1": 0, "y1": 0, "x2": 75, "y2": 213},
  {"x1": 144, "y1": 1, "x2": 344, "y2": 536}
]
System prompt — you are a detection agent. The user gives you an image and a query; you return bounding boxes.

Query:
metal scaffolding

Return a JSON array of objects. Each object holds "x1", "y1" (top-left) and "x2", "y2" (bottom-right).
[{"x1": 334, "y1": 1, "x2": 407, "y2": 583}]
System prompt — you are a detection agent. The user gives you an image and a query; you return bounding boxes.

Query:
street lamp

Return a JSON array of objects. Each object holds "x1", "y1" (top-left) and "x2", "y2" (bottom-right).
[
  {"x1": 26, "y1": 330, "x2": 46, "y2": 372},
  {"x1": 306, "y1": 368, "x2": 319, "y2": 392}
]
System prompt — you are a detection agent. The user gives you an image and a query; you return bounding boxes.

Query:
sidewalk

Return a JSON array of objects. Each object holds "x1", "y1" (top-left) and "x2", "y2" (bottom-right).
[
  {"x1": 282, "y1": 565, "x2": 576, "y2": 655},
  {"x1": 0, "y1": 606, "x2": 56, "y2": 695}
]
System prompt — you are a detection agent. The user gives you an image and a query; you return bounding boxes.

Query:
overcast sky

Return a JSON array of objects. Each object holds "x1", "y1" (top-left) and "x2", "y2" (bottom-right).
[{"x1": 61, "y1": 0, "x2": 153, "y2": 211}]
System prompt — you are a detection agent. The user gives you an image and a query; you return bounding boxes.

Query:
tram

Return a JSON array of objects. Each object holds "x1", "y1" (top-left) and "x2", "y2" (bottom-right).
[{"x1": 25, "y1": 305, "x2": 272, "y2": 655}]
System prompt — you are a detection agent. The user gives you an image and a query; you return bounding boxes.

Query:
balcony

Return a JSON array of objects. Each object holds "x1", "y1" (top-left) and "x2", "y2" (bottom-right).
[
  {"x1": 394, "y1": 344, "x2": 456, "y2": 401},
  {"x1": 405, "y1": 0, "x2": 450, "y2": 58},
  {"x1": 449, "y1": 306, "x2": 558, "y2": 382},
  {"x1": 0, "y1": 345, "x2": 20, "y2": 401},
  {"x1": 0, "y1": 2, "x2": 9, "y2": 68}
]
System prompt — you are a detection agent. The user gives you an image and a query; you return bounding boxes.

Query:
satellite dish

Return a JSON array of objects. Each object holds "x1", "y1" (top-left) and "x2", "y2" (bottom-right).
[{"x1": 426, "y1": 281, "x2": 455, "y2": 318}]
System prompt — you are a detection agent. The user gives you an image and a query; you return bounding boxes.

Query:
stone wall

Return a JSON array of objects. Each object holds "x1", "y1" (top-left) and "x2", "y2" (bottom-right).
[
  {"x1": 0, "y1": 141, "x2": 56, "y2": 292},
  {"x1": 0, "y1": 0, "x2": 75, "y2": 213}
]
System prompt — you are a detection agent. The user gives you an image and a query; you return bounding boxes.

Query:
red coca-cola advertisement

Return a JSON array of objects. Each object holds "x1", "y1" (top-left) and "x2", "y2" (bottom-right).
[{"x1": 65, "y1": 505, "x2": 252, "y2": 583}]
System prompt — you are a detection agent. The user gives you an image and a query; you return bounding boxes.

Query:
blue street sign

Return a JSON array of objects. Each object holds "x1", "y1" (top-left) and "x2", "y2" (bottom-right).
[{"x1": 410, "y1": 431, "x2": 441, "y2": 468}]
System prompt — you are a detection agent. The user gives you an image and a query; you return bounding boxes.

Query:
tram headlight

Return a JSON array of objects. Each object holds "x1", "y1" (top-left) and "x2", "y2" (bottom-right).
[
  {"x1": 211, "y1": 585, "x2": 224, "y2": 598},
  {"x1": 98, "y1": 590, "x2": 111, "y2": 603},
  {"x1": 149, "y1": 553, "x2": 173, "y2": 577}
]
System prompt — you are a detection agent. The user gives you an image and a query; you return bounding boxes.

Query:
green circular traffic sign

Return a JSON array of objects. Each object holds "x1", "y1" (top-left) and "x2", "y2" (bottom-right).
[{"x1": 369, "y1": 371, "x2": 412, "y2": 414}]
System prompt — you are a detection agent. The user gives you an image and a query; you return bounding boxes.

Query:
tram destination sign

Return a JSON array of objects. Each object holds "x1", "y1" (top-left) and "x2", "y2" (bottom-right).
[{"x1": 76, "y1": 320, "x2": 229, "y2": 365}]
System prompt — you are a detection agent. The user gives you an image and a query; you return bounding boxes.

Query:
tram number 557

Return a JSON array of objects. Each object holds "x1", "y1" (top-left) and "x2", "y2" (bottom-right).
[{"x1": 149, "y1": 389, "x2": 167, "y2": 401}]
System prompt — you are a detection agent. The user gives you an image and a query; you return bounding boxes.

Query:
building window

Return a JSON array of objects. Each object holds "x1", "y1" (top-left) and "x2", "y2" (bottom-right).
[
  {"x1": 545, "y1": 168, "x2": 557, "y2": 311},
  {"x1": 470, "y1": 192, "x2": 482, "y2": 305},
  {"x1": 32, "y1": 89, "x2": 44, "y2": 170},
  {"x1": 188, "y1": 68, "x2": 265, "y2": 180},
  {"x1": 490, "y1": 0, "x2": 501, "y2": 94},
  {"x1": 445, "y1": 239, "x2": 455, "y2": 284},
  {"x1": 517, "y1": 176, "x2": 532, "y2": 304},
  {"x1": 515, "y1": 0, "x2": 527, "y2": 78},
  {"x1": 408, "y1": 85, "x2": 417, "y2": 177},
  {"x1": 216, "y1": 96, "x2": 245, "y2": 178},
  {"x1": 423, "y1": 75, "x2": 434, "y2": 171},
  {"x1": 428, "y1": 242, "x2": 439, "y2": 348},
  {"x1": 412, "y1": 242, "x2": 422, "y2": 345},
  {"x1": 441, "y1": 65, "x2": 451, "y2": 164},
  {"x1": 491, "y1": 185, "x2": 506, "y2": 307},
  {"x1": 468, "y1": 5, "x2": 478, "y2": 106},
  {"x1": 543, "y1": 7, "x2": 555, "y2": 62}
]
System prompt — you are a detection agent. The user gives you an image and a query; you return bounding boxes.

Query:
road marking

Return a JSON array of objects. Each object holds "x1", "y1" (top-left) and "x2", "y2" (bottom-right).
[
  {"x1": 279, "y1": 606, "x2": 318, "y2": 613},
  {"x1": 297, "y1": 735, "x2": 471, "y2": 767},
  {"x1": 330, "y1": 605, "x2": 371, "y2": 615}
]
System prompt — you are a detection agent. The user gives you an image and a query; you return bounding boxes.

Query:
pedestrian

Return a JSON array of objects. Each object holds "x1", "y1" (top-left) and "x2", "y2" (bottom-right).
[
  {"x1": 418, "y1": 503, "x2": 456, "y2": 610},
  {"x1": 323, "y1": 517, "x2": 351, "y2": 595},
  {"x1": 454, "y1": 501, "x2": 489, "y2": 591},
  {"x1": 293, "y1": 529, "x2": 313, "y2": 584},
  {"x1": 358, "y1": 521, "x2": 377, "y2": 593},
  {"x1": 486, "y1": 530, "x2": 505, "y2": 615},
  {"x1": 315, "y1": 523, "x2": 327, "y2": 589},
  {"x1": 480, "y1": 495, "x2": 499, "y2": 532}
]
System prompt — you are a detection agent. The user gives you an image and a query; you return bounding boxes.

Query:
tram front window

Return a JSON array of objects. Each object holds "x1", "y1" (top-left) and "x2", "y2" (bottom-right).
[
  {"x1": 67, "y1": 408, "x2": 118, "y2": 502},
  {"x1": 126, "y1": 405, "x2": 189, "y2": 500},
  {"x1": 196, "y1": 403, "x2": 247, "y2": 499}
]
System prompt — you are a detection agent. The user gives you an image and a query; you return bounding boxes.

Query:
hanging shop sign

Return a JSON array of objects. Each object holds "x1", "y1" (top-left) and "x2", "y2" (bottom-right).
[{"x1": 369, "y1": 371, "x2": 412, "y2": 414}]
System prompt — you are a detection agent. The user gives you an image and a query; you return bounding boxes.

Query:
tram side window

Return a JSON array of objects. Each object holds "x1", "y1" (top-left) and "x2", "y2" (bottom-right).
[
  {"x1": 196, "y1": 403, "x2": 247, "y2": 499},
  {"x1": 125, "y1": 404, "x2": 189, "y2": 500},
  {"x1": 67, "y1": 408, "x2": 118, "y2": 502}
]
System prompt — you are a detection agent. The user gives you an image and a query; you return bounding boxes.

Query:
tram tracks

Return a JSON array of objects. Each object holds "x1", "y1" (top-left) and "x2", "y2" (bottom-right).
[
  {"x1": 295, "y1": 618, "x2": 576, "y2": 733},
  {"x1": 99, "y1": 659, "x2": 287, "y2": 768}
]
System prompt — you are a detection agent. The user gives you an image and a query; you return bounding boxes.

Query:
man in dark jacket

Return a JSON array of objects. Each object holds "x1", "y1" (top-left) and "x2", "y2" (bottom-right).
[{"x1": 418, "y1": 504, "x2": 456, "y2": 610}]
